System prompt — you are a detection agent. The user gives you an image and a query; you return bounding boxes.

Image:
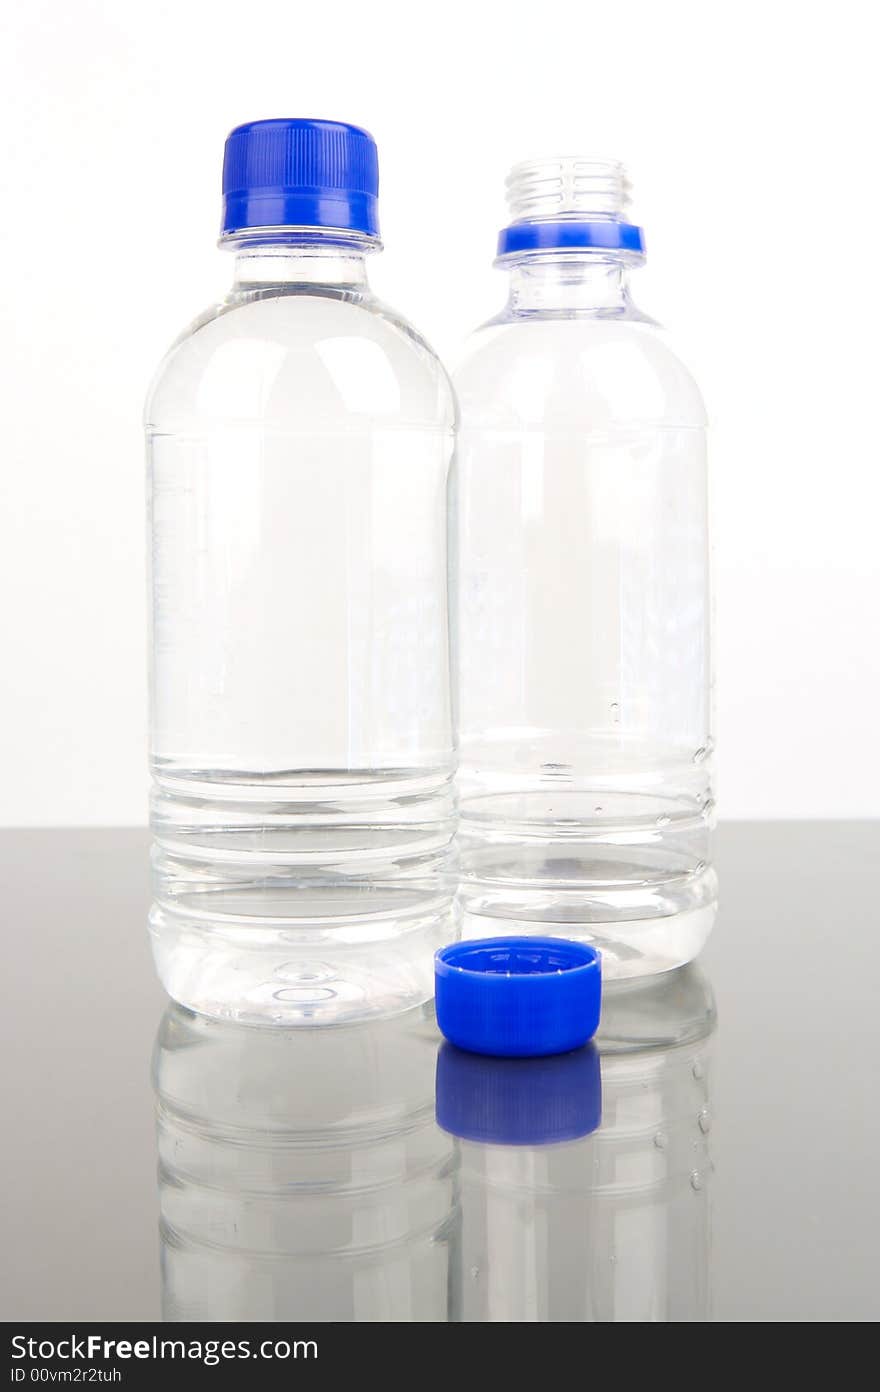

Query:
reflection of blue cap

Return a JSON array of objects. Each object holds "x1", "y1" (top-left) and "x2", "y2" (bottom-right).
[
  {"x1": 435, "y1": 1042, "x2": 602, "y2": 1145},
  {"x1": 435, "y1": 938, "x2": 601, "y2": 1058}
]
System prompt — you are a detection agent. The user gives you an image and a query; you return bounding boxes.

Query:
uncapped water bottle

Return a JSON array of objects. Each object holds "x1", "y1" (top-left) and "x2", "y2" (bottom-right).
[
  {"x1": 452, "y1": 158, "x2": 715, "y2": 975},
  {"x1": 146, "y1": 120, "x2": 456, "y2": 1021}
]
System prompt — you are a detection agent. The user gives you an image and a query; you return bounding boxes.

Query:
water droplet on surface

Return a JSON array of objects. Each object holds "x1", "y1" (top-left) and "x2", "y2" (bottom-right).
[
  {"x1": 690, "y1": 1170, "x2": 703, "y2": 1191},
  {"x1": 653, "y1": 1131, "x2": 667, "y2": 1150},
  {"x1": 692, "y1": 746, "x2": 708, "y2": 764},
  {"x1": 698, "y1": 1107, "x2": 712, "y2": 1134},
  {"x1": 692, "y1": 1060, "x2": 705, "y2": 1080},
  {"x1": 594, "y1": 805, "x2": 603, "y2": 815},
  {"x1": 470, "y1": 1266, "x2": 480, "y2": 1281},
  {"x1": 610, "y1": 702, "x2": 620, "y2": 723},
  {"x1": 656, "y1": 814, "x2": 671, "y2": 827}
]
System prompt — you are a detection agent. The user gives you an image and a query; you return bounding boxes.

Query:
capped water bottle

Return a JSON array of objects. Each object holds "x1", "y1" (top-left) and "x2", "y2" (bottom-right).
[
  {"x1": 146, "y1": 120, "x2": 456, "y2": 1022},
  {"x1": 452, "y1": 159, "x2": 715, "y2": 975}
]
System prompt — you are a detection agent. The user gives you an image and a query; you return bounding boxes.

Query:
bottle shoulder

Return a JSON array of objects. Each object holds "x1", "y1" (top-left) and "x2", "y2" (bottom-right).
[
  {"x1": 452, "y1": 316, "x2": 706, "y2": 430},
  {"x1": 145, "y1": 288, "x2": 454, "y2": 430}
]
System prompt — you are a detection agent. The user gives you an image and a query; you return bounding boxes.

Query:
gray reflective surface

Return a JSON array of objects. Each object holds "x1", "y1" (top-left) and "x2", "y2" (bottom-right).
[{"x1": 1, "y1": 824, "x2": 878, "y2": 1322}]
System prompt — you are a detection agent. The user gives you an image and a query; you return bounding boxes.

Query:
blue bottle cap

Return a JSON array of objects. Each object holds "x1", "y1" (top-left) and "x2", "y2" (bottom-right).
[
  {"x1": 434, "y1": 937, "x2": 602, "y2": 1058},
  {"x1": 435, "y1": 1041, "x2": 602, "y2": 1145},
  {"x1": 221, "y1": 118, "x2": 380, "y2": 241},
  {"x1": 497, "y1": 219, "x2": 645, "y2": 259}
]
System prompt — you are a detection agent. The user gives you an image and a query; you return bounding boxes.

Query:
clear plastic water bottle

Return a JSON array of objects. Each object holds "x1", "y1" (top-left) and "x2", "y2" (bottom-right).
[
  {"x1": 146, "y1": 121, "x2": 456, "y2": 1021},
  {"x1": 452, "y1": 158, "x2": 715, "y2": 976}
]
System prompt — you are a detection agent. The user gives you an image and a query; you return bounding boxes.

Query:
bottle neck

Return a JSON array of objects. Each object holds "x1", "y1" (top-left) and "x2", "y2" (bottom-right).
[
  {"x1": 230, "y1": 235, "x2": 372, "y2": 291},
  {"x1": 504, "y1": 253, "x2": 634, "y2": 317}
]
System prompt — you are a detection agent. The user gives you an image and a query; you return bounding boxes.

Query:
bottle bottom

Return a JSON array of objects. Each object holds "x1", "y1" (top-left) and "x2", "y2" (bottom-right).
[
  {"x1": 150, "y1": 882, "x2": 458, "y2": 1025},
  {"x1": 457, "y1": 895, "x2": 716, "y2": 979},
  {"x1": 148, "y1": 766, "x2": 457, "y2": 1023},
  {"x1": 456, "y1": 787, "x2": 716, "y2": 977},
  {"x1": 147, "y1": 769, "x2": 716, "y2": 1009}
]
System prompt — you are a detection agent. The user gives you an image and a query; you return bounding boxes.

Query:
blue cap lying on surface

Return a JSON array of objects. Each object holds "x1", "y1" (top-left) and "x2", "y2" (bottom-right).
[{"x1": 434, "y1": 937, "x2": 602, "y2": 1059}]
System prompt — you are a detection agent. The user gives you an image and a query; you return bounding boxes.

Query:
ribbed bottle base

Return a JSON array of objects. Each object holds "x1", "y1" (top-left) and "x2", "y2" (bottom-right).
[
  {"x1": 150, "y1": 887, "x2": 457, "y2": 1025},
  {"x1": 456, "y1": 786, "x2": 716, "y2": 977},
  {"x1": 149, "y1": 767, "x2": 457, "y2": 1023}
]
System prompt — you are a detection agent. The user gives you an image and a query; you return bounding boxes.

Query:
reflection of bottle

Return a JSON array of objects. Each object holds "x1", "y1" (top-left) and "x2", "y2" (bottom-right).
[
  {"x1": 154, "y1": 1003, "x2": 456, "y2": 1321},
  {"x1": 440, "y1": 964, "x2": 715, "y2": 1322}
]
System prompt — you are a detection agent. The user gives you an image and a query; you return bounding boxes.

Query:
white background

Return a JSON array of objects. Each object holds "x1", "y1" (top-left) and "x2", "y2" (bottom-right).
[{"x1": 1, "y1": 0, "x2": 877, "y2": 826}]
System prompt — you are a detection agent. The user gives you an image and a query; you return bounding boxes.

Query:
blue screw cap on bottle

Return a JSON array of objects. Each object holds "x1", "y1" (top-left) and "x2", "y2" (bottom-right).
[
  {"x1": 434, "y1": 937, "x2": 602, "y2": 1058},
  {"x1": 221, "y1": 118, "x2": 380, "y2": 241}
]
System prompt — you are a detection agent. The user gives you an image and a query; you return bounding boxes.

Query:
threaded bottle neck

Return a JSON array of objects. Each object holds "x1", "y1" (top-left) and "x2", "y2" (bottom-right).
[
  {"x1": 497, "y1": 156, "x2": 644, "y2": 263},
  {"x1": 497, "y1": 159, "x2": 644, "y2": 316},
  {"x1": 505, "y1": 156, "x2": 632, "y2": 224}
]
